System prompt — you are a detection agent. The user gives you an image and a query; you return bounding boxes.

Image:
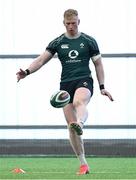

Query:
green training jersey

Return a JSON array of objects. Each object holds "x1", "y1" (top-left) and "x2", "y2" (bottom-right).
[{"x1": 46, "y1": 32, "x2": 100, "y2": 82}]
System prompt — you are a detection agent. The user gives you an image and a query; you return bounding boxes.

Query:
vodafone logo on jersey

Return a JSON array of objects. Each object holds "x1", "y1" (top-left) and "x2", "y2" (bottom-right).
[{"x1": 68, "y1": 50, "x2": 79, "y2": 59}]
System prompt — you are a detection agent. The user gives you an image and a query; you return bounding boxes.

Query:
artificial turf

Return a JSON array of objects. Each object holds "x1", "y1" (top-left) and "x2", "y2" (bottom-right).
[{"x1": 0, "y1": 157, "x2": 136, "y2": 179}]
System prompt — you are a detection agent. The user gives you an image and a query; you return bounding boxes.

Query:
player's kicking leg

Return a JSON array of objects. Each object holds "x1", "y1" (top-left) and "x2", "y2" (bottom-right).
[{"x1": 63, "y1": 92, "x2": 91, "y2": 175}]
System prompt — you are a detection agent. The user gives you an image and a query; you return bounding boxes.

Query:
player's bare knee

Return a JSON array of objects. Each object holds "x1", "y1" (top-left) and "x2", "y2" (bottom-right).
[{"x1": 73, "y1": 99, "x2": 84, "y2": 109}]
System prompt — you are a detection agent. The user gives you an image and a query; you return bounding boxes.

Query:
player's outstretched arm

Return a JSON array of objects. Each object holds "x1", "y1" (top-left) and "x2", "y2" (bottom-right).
[
  {"x1": 16, "y1": 51, "x2": 53, "y2": 82},
  {"x1": 93, "y1": 57, "x2": 114, "y2": 101}
]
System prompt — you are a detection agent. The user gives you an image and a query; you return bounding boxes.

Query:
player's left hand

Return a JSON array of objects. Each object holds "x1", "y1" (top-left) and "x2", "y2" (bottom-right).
[{"x1": 100, "y1": 89, "x2": 114, "y2": 101}]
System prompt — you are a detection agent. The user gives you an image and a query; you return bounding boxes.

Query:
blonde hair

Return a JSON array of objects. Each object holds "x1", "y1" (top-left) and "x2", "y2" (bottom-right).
[{"x1": 64, "y1": 9, "x2": 78, "y2": 19}]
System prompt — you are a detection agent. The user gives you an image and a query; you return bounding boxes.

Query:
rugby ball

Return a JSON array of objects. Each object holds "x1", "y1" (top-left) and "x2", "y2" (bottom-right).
[{"x1": 50, "y1": 90, "x2": 70, "y2": 108}]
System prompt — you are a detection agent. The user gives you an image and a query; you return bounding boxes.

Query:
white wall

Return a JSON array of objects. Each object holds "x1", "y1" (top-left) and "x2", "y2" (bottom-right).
[
  {"x1": 0, "y1": 0, "x2": 136, "y2": 54},
  {"x1": 0, "y1": 0, "x2": 136, "y2": 139}
]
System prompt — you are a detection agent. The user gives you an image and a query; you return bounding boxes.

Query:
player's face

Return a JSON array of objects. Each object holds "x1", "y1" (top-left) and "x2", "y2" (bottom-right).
[{"x1": 63, "y1": 15, "x2": 80, "y2": 36}]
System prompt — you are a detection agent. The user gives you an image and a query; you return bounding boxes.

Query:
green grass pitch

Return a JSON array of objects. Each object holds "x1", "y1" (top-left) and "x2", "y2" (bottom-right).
[{"x1": 0, "y1": 157, "x2": 136, "y2": 179}]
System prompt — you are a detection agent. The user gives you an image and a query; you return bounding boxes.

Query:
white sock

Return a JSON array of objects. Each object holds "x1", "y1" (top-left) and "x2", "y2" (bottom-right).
[
  {"x1": 78, "y1": 154, "x2": 88, "y2": 165},
  {"x1": 69, "y1": 127, "x2": 88, "y2": 165}
]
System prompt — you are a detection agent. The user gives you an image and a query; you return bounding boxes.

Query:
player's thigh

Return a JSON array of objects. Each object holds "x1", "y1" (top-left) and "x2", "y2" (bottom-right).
[{"x1": 73, "y1": 87, "x2": 91, "y2": 106}]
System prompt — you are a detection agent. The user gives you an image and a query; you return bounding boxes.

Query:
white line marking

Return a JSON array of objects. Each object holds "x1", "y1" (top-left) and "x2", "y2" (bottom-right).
[{"x1": 32, "y1": 171, "x2": 66, "y2": 174}]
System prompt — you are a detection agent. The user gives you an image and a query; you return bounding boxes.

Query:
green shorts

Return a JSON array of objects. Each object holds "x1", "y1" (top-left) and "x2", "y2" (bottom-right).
[{"x1": 60, "y1": 77, "x2": 93, "y2": 103}]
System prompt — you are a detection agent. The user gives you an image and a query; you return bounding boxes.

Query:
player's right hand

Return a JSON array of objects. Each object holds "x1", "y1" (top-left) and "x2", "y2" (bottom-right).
[{"x1": 16, "y1": 68, "x2": 27, "y2": 82}]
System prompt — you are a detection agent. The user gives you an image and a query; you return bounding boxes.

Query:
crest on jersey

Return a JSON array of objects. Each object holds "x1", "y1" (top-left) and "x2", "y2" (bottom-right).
[{"x1": 80, "y1": 43, "x2": 84, "y2": 48}]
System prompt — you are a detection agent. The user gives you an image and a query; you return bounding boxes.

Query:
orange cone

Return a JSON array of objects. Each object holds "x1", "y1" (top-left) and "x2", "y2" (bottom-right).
[{"x1": 12, "y1": 168, "x2": 26, "y2": 174}]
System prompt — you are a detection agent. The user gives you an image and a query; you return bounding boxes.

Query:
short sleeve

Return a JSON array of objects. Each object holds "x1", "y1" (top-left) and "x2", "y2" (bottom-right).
[
  {"x1": 46, "y1": 34, "x2": 64, "y2": 56},
  {"x1": 88, "y1": 37, "x2": 100, "y2": 57},
  {"x1": 87, "y1": 36, "x2": 101, "y2": 62},
  {"x1": 46, "y1": 40, "x2": 57, "y2": 55}
]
